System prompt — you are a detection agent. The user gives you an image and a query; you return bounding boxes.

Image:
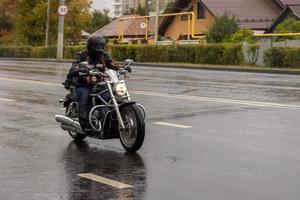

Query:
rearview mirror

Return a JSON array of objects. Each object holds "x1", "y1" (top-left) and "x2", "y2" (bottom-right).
[{"x1": 125, "y1": 59, "x2": 134, "y2": 64}]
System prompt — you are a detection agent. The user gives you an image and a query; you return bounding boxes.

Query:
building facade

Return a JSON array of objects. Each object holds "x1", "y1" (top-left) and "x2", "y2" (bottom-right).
[
  {"x1": 122, "y1": 0, "x2": 146, "y2": 15},
  {"x1": 113, "y1": 0, "x2": 122, "y2": 17}
]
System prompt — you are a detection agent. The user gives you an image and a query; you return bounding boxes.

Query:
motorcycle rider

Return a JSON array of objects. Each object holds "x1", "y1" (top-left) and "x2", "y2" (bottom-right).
[{"x1": 66, "y1": 36, "x2": 123, "y2": 133}]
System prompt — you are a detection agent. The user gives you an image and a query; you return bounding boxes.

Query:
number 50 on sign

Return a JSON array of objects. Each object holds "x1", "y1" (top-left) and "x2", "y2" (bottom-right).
[{"x1": 58, "y1": 5, "x2": 68, "y2": 16}]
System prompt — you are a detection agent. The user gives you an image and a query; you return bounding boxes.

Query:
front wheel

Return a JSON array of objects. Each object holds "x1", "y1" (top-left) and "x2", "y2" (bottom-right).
[{"x1": 119, "y1": 104, "x2": 145, "y2": 152}]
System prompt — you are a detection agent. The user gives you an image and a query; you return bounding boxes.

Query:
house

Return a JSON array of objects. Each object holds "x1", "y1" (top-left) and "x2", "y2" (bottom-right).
[
  {"x1": 159, "y1": 0, "x2": 286, "y2": 40},
  {"x1": 91, "y1": 15, "x2": 155, "y2": 41},
  {"x1": 267, "y1": 0, "x2": 300, "y2": 33}
]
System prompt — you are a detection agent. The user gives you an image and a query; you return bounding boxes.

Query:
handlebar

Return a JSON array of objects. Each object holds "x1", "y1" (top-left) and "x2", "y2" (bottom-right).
[{"x1": 78, "y1": 70, "x2": 107, "y2": 77}]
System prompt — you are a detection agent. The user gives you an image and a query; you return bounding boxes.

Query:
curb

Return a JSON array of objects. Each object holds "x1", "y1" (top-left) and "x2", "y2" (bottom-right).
[{"x1": 1, "y1": 57, "x2": 300, "y2": 75}]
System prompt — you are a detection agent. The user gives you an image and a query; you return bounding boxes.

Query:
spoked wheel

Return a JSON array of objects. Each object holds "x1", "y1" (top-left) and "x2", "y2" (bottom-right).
[
  {"x1": 119, "y1": 104, "x2": 145, "y2": 152},
  {"x1": 65, "y1": 102, "x2": 87, "y2": 141}
]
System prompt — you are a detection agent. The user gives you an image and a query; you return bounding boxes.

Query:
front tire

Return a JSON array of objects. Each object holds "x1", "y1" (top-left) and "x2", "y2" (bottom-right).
[
  {"x1": 65, "y1": 102, "x2": 87, "y2": 141},
  {"x1": 119, "y1": 104, "x2": 145, "y2": 152}
]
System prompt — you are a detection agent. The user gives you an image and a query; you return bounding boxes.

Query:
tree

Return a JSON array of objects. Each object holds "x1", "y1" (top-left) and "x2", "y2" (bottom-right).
[
  {"x1": 205, "y1": 12, "x2": 239, "y2": 43},
  {"x1": 276, "y1": 18, "x2": 300, "y2": 33},
  {"x1": 136, "y1": 4, "x2": 146, "y2": 16},
  {"x1": 0, "y1": 0, "x2": 18, "y2": 44},
  {"x1": 14, "y1": 0, "x2": 92, "y2": 46},
  {"x1": 86, "y1": 9, "x2": 112, "y2": 34},
  {"x1": 229, "y1": 28, "x2": 255, "y2": 43},
  {"x1": 275, "y1": 18, "x2": 300, "y2": 40}
]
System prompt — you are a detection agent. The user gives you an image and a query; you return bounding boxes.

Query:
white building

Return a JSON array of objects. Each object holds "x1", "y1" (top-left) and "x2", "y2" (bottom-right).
[{"x1": 113, "y1": 0, "x2": 122, "y2": 17}]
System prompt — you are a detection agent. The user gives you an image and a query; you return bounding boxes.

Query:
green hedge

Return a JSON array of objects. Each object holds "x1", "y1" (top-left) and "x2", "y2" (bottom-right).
[
  {"x1": 264, "y1": 47, "x2": 300, "y2": 68},
  {"x1": 112, "y1": 43, "x2": 244, "y2": 65},
  {"x1": 0, "y1": 45, "x2": 85, "y2": 59},
  {"x1": 0, "y1": 44, "x2": 244, "y2": 65},
  {"x1": 0, "y1": 46, "x2": 32, "y2": 58}
]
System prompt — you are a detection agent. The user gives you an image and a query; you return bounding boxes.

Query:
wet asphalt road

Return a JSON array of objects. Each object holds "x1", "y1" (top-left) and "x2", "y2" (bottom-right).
[{"x1": 1, "y1": 60, "x2": 300, "y2": 200}]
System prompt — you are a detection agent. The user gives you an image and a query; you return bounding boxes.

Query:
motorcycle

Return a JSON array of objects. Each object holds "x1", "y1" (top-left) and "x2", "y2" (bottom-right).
[{"x1": 55, "y1": 59, "x2": 146, "y2": 152}]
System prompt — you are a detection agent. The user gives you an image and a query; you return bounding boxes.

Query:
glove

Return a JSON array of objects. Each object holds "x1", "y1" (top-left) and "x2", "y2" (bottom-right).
[{"x1": 126, "y1": 66, "x2": 132, "y2": 73}]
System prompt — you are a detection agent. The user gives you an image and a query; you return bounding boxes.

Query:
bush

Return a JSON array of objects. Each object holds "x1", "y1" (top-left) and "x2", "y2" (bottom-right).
[
  {"x1": 0, "y1": 46, "x2": 32, "y2": 57},
  {"x1": 64, "y1": 45, "x2": 86, "y2": 59},
  {"x1": 264, "y1": 47, "x2": 289, "y2": 67},
  {"x1": 264, "y1": 47, "x2": 300, "y2": 68},
  {"x1": 31, "y1": 46, "x2": 56, "y2": 58},
  {"x1": 0, "y1": 44, "x2": 245, "y2": 65},
  {"x1": 283, "y1": 48, "x2": 300, "y2": 68},
  {"x1": 206, "y1": 12, "x2": 239, "y2": 43},
  {"x1": 230, "y1": 28, "x2": 255, "y2": 43},
  {"x1": 112, "y1": 43, "x2": 244, "y2": 65}
]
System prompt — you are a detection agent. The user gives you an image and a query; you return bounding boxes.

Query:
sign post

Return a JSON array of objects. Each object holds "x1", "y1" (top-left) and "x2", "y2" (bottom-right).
[{"x1": 57, "y1": 1, "x2": 67, "y2": 60}]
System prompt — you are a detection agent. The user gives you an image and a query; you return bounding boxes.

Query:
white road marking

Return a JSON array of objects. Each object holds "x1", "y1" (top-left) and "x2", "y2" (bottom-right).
[
  {"x1": 1, "y1": 76, "x2": 300, "y2": 110},
  {"x1": 154, "y1": 122, "x2": 192, "y2": 128},
  {"x1": 78, "y1": 173, "x2": 133, "y2": 189},
  {"x1": 132, "y1": 90, "x2": 300, "y2": 110},
  {"x1": 0, "y1": 98, "x2": 16, "y2": 102},
  {"x1": 0, "y1": 77, "x2": 60, "y2": 86}
]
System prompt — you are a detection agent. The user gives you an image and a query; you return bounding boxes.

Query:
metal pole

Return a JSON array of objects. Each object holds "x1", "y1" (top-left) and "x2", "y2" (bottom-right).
[
  {"x1": 57, "y1": 0, "x2": 65, "y2": 60},
  {"x1": 154, "y1": 0, "x2": 160, "y2": 45},
  {"x1": 45, "y1": 0, "x2": 51, "y2": 47}
]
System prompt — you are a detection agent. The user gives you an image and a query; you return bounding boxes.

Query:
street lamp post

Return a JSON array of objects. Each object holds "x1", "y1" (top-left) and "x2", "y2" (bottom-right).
[{"x1": 57, "y1": 0, "x2": 65, "y2": 60}]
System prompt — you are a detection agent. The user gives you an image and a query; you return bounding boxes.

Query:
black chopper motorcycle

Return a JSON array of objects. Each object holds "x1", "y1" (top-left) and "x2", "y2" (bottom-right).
[{"x1": 55, "y1": 59, "x2": 146, "y2": 152}]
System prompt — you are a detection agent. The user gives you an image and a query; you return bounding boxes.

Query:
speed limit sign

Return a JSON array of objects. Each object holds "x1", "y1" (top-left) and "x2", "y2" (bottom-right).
[{"x1": 58, "y1": 5, "x2": 68, "y2": 16}]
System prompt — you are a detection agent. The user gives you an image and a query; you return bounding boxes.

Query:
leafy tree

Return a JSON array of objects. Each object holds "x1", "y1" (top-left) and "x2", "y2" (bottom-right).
[
  {"x1": 136, "y1": 4, "x2": 146, "y2": 16},
  {"x1": 65, "y1": 0, "x2": 92, "y2": 44},
  {"x1": 276, "y1": 18, "x2": 300, "y2": 33},
  {"x1": 229, "y1": 28, "x2": 255, "y2": 43},
  {"x1": 275, "y1": 18, "x2": 300, "y2": 40},
  {"x1": 86, "y1": 9, "x2": 112, "y2": 34},
  {"x1": 205, "y1": 12, "x2": 239, "y2": 43},
  {"x1": 14, "y1": 0, "x2": 92, "y2": 46},
  {"x1": 0, "y1": 0, "x2": 18, "y2": 44}
]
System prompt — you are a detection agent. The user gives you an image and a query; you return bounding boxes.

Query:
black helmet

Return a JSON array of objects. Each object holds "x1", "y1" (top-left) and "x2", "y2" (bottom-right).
[{"x1": 87, "y1": 36, "x2": 106, "y2": 55}]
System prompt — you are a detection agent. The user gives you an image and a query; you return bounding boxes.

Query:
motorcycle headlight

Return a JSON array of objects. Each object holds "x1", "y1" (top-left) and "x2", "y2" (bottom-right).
[{"x1": 115, "y1": 83, "x2": 127, "y2": 96}]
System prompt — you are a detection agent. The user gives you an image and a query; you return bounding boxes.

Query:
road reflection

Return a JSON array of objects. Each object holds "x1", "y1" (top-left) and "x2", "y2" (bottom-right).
[{"x1": 61, "y1": 141, "x2": 146, "y2": 200}]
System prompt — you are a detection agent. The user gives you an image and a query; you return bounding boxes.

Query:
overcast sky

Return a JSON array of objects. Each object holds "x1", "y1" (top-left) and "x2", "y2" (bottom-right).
[{"x1": 91, "y1": 0, "x2": 113, "y2": 11}]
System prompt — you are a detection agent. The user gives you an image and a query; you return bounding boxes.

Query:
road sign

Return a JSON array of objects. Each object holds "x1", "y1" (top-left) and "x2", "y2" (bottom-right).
[
  {"x1": 140, "y1": 22, "x2": 147, "y2": 29},
  {"x1": 58, "y1": 5, "x2": 68, "y2": 16}
]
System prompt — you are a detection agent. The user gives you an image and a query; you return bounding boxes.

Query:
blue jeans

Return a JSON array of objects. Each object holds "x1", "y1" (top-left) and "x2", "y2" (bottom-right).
[{"x1": 75, "y1": 86, "x2": 92, "y2": 130}]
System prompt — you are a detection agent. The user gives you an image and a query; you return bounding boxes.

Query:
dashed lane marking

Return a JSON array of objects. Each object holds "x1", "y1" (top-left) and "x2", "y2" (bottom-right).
[
  {"x1": 154, "y1": 122, "x2": 192, "y2": 129},
  {"x1": 132, "y1": 90, "x2": 300, "y2": 110},
  {"x1": 78, "y1": 173, "x2": 133, "y2": 189},
  {"x1": 0, "y1": 98, "x2": 17, "y2": 102}
]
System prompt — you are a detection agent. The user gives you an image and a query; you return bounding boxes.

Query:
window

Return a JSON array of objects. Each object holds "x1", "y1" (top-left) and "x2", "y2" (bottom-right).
[
  {"x1": 198, "y1": 2, "x2": 205, "y2": 19},
  {"x1": 181, "y1": 6, "x2": 193, "y2": 21}
]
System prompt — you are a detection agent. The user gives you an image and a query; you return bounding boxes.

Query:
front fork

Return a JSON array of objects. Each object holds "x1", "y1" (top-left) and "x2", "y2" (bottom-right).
[{"x1": 107, "y1": 83, "x2": 125, "y2": 130}]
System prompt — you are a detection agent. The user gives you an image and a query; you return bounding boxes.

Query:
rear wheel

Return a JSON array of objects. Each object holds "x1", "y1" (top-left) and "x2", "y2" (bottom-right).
[
  {"x1": 119, "y1": 104, "x2": 145, "y2": 152},
  {"x1": 65, "y1": 102, "x2": 87, "y2": 141}
]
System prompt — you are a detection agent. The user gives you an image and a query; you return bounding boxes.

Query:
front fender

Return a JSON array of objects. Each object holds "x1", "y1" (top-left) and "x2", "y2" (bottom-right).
[
  {"x1": 119, "y1": 101, "x2": 137, "y2": 110},
  {"x1": 119, "y1": 101, "x2": 146, "y2": 121}
]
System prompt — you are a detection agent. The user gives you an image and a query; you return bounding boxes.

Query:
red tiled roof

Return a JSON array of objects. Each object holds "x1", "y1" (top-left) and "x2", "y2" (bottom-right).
[
  {"x1": 280, "y1": 0, "x2": 300, "y2": 5},
  {"x1": 92, "y1": 16, "x2": 155, "y2": 38},
  {"x1": 202, "y1": 0, "x2": 282, "y2": 29}
]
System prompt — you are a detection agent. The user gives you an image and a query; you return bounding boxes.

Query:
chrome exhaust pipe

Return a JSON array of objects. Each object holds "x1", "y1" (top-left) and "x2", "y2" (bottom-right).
[
  {"x1": 60, "y1": 124, "x2": 84, "y2": 134},
  {"x1": 55, "y1": 115, "x2": 84, "y2": 134}
]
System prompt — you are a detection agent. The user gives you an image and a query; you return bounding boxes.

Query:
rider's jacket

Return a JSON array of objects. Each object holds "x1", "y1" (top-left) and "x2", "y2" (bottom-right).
[{"x1": 67, "y1": 50, "x2": 119, "y2": 87}]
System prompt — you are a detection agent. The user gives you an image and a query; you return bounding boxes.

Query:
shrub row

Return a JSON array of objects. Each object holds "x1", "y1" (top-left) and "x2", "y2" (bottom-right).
[
  {"x1": 112, "y1": 44, "x2": 244, "y2": 65},
  {"x1": 264, "y1": 47, "x2": 300, "y2": 68},
  {"x1": 0, "y1": 45, "x2": 85, "y2": 59}
]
